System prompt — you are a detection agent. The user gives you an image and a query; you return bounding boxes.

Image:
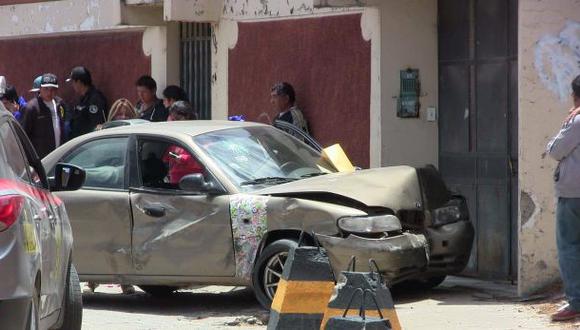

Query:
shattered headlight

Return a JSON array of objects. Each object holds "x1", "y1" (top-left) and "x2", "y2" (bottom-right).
[
  {"x1": 432, "y1": 197, "x2": 469, "y2": 227},
  {"x1": 337, "y1": 214, "x2": 402, "y2": 235}
]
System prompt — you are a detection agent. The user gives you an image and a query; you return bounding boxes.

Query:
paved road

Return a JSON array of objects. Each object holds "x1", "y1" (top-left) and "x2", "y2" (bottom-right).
[{"x1": 81, "y1": 278, "x2": 574, "y2": 329}]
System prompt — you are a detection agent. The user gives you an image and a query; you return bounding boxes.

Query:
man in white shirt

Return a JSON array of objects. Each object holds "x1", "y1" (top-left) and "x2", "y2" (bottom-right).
[{"x1": 21, "y1": 73, "x2": 68, "y2": 158}]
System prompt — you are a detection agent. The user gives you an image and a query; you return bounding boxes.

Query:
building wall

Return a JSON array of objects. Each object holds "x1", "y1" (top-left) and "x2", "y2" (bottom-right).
[
  {"x1": 0, "y1": 29, "x2": 151, "y2": 110},
  {"x1": 518, "y1": 0, "x2": 580, "y2": 295},
  {"x1": 378, "y1": 0, "x2": 438, "y2": 168},
  {"x1": 227, "y1": 13, "x2": 371, "y2": 167}
]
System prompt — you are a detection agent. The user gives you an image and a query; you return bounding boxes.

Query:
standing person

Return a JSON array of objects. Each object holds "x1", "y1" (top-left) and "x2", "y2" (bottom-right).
[
  {"x1": 547, "y1": 74, "x2": 580, "y2": 322},
  {"x1": 21, "y1": 73, "x2": 67, "y2": 159},
  {"x1": 0, "y1": 85, "x2": 25, "y2": 121},
  {"x1": 135, "y1": 75, "x2": 167, "y2": 122},
  {"x1": 162, "y1": 85, "x2": 188, "y2": 109},
  {"x1": 270, "y1": 82, "x2": 309, "y2": 134},
  {"x1": 67, "y1": 66, "x2": 107, "y2": 138}
]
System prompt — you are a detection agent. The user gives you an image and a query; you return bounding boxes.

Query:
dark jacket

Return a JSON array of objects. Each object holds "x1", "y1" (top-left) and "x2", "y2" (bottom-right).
[
  {"x1": 70, "y1": 86, "x2": 107, "y2": 139},
  {"x1": 21, "y1": 96, "x2": 67, "y2": 159},
  {"x1": 136, "y1": 99, "x2": 168, "y2": 122}
]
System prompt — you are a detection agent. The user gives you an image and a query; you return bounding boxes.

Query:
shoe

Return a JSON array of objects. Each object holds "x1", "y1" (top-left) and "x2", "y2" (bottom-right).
[{"x1": 551, "y1": 304, "x2": 580, "y2": 321}]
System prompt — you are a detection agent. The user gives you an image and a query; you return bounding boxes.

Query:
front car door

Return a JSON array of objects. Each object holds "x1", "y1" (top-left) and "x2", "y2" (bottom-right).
[
  {"x1": 53, "y1": 136, "x2": 133, "y2": 276},
  {"x1": 128, "y1": 135, "x2": 234, "y2": 277}
]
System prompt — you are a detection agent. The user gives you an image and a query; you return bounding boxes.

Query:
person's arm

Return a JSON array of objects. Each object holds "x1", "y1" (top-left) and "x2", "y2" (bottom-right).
[
  {"x1": 20, "y1": 103, "x2": 35, "y2": 137},
  {"x1": 547, "y1": 116, "x2": 580, "y2": 161}
]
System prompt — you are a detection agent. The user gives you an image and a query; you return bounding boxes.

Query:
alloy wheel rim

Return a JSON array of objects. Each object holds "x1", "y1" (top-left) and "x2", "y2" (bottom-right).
[{"x1": 263, "y1": 251, "x2": 288, "y2": 300}]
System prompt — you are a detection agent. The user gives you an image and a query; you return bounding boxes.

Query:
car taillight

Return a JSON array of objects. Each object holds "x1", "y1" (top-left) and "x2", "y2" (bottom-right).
[{"x1": 0, "y1": 195, "x2": 25, "y2": 232}]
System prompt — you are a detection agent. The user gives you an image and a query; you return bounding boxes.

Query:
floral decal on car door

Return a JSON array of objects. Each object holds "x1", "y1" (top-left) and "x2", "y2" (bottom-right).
[{"x1": 230, "y1": 194, "x2": 269, "y2": 280}]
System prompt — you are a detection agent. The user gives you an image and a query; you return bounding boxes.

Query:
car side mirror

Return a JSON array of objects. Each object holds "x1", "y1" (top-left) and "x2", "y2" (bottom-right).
[
  {"x1": 52, "y1": 163, "x2": 86, "y2": 192},
  {"x1": 179, "y1": 174, "x2": 220, "y2": 194}
]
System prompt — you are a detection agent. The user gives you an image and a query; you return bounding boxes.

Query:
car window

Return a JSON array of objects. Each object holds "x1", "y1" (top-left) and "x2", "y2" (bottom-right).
[
  {"x1": 138, "y1": 139, "x2": 206, "y2": 190},
  {"x1": 62, "y1": 137, "x2": 128, "y2": 189},
  {"x1": 0, "y1": 122, "x2": 31, "y2": 183}
]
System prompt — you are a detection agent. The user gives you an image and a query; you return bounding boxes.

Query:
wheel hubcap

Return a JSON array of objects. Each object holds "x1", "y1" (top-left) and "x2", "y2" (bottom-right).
[{"x1": 263, "y1": 251, "x2": 288, "y2": 300}]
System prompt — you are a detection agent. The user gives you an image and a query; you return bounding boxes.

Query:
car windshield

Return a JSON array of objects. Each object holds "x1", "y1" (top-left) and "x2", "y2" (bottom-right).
[{"x1": 193, "y1": 126, "x2": 337, "y2": 191}]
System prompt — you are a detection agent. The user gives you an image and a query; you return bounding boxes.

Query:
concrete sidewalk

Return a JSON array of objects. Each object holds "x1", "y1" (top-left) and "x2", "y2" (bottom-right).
[{"x1": 395, "y1": 276, "x2": 578, "y2": 329}]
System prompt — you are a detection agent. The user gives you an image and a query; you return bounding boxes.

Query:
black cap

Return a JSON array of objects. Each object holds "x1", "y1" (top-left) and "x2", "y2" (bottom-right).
[
  {"x1": 40, "y1": 73, "x2": 59, "y2": 88},
  {"x1": 66, "y1": 66, "x2": 92, "y2": 83}
]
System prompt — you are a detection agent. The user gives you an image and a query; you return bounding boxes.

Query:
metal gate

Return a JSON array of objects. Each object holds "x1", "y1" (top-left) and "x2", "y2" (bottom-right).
[
  {"x1": 180, "y1": 22, "x2": 212, "y2": 119},
  {"x1": 438, "y1": 0, "x2": 518, "y2": 279}
]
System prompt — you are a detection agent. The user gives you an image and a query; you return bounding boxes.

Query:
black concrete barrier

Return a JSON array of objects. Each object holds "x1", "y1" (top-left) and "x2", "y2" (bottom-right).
[
  {"x1": 268, "y1": 232, "x2": 336, "y2": 330},
  {"x1": 320, "y1": 258, "x2": 402, "y2": 330},
  {"x1": 325, "y1": 288, "x2": 392, "y2": 330}
]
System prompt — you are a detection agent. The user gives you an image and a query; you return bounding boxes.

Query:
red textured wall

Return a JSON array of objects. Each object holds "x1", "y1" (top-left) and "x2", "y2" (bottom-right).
[
  {"x1": 229, "y1": 14, "x2": 371, "y2": 168},
  {"x1": 0, "y1": 29, "x2": 150, "y2": 111}
]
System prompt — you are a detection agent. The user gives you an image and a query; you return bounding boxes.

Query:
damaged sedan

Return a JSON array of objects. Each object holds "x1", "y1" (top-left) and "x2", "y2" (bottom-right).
[{"x1": 42, "y1": 121, "x2": 473, "y2": 308}]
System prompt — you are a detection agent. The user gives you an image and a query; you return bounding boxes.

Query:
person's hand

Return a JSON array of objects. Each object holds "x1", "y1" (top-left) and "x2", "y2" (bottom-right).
[{"x1": 564, "y1": 106, "x2": 580, "y2": 125}]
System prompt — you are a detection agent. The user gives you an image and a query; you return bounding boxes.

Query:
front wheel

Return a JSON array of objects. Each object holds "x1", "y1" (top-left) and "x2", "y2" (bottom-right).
[
  {"x1": 251, "y1": 239, "x2": 297, "y2": 309},
  {"x1": 138, "y1": 285, "x2": 178, "y2": 297},
  {"x1": 54, "y1": 264, "x2": 82, "y2": 330}
]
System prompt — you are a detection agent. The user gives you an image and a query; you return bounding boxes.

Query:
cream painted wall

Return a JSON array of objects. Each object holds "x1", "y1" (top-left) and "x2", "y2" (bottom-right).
[
  {"x1": 518, "y1": 0, "x2": 580, "y2": 296},
  {"x1": 378, "y1": 0, "x2": 438, "y2": 167},
  {"x1": 0, "y1": 0, "x2": 123, "y2": 37}
]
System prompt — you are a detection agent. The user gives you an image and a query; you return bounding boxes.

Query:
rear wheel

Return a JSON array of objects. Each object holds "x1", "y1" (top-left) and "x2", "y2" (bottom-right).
[
  {"x1": 54, "y1": 264, "x2": 82, "y2": 330},
  {"x1": 138, "y1": 285, "x2": 178, "y2": 297},
  {"x1": 252, "y1": 239, "x2": 297, "y2": 309}
]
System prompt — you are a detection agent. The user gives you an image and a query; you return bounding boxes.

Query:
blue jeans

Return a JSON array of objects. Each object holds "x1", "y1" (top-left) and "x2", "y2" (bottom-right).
[{"x1": 557, "y1": 198, "x2": 580, "y2": 311}]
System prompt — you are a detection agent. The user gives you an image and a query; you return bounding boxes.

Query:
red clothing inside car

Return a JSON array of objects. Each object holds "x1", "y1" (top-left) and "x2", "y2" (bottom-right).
[{"x1": 162, "y1": 145, "x2": 204, "y2": 184}]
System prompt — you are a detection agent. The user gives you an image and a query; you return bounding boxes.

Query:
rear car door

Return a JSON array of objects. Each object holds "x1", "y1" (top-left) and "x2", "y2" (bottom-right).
[
  {"x1": 128, "y1": 135, "x2": 234, "y2": 276},
  {"x1": 0, "y1": 121, "x2": 59, "y2": 318},
  {"x1": 53, "y1": 136, "x2": 133, "y2": 276}
]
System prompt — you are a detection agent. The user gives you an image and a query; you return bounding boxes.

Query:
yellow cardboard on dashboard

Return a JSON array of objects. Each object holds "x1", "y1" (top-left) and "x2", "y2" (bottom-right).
[{"x1": 321, "y1": 144, "x2": 355, "y2": 173}]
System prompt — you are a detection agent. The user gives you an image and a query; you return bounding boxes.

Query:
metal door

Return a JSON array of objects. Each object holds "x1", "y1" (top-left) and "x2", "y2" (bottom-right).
[
  {"x1": 180, "y1": 23, "x2": 212, "y2": 119},
  {"x1": 438, "y1": 0, "x2": 518, "y2": 279}
]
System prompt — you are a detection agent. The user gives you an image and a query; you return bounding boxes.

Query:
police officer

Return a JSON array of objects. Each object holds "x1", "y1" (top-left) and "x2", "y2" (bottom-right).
[{"x1": 67, "y1": 66, "x2": 107, "y2": 138}]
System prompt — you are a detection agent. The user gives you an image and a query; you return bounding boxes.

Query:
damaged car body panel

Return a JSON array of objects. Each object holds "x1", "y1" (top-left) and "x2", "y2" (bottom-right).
[
  {"x1": 256, "y1": 166, "x2": 424, "y2": 212},
  {"x1": 130, "y1": 193, "x2": 234, "y2": 277},
  {"x1": 42, "y1": 121, "x2": 472, "y2": 308}
]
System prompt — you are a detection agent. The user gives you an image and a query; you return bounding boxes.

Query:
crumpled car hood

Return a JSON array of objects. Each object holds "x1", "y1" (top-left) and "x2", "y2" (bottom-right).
[{"x1": 255, "y1": 166, "x2": 423, "y2": 211}]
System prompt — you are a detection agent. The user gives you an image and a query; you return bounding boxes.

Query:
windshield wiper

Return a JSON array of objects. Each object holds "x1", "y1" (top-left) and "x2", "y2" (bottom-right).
[
  {"x1": 300, "y1": 172, "x2": 328, "y2": 178},
  {"x1": 240, "y1": 177, "x2": 297, "y2": 186}
]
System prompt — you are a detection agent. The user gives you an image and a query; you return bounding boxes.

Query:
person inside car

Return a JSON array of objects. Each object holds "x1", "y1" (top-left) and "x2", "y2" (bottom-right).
[{"x1": 162, "y1": 101, "x2": 203, "y2": 185}]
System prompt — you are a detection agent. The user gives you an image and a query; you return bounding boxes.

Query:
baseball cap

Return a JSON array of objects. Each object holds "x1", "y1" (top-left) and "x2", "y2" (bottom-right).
[
  {"x1": 30, "y1": 75, "x2": 42, "y2": 92},
  {"x1": 66, "y1": 66, "x2": 91, "y2": 83},
  {"x1": 40, "y1": 73, "x2": 59, "y2": 89}
]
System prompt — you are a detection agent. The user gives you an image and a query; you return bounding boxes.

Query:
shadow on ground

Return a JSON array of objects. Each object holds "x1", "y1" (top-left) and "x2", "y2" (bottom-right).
[{"x1": 82, "y1": 286, "x2": 267, "y2": 322}]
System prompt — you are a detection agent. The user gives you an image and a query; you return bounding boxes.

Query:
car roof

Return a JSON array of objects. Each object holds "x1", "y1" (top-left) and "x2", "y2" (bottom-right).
[{"x1": 80, "y1": 120, "x2": 270, "y2": 139}]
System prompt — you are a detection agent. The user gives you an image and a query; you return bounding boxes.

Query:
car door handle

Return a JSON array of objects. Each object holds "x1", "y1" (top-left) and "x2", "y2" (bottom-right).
[{"x1": 142, "y1": 205, "x2": 166, "y2": 218}]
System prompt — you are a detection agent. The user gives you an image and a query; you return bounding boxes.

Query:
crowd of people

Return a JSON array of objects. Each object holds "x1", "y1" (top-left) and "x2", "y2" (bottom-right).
[
  {"x1": 0, "y1": 67, "x2": 310, "y2": 161},
  {"x1": 0, "y1": 66, "x2": 197, "y2": 159}
]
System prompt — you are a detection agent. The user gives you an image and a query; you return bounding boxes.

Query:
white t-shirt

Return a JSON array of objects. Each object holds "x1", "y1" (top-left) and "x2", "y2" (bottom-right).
[{"x1": 44, "y1": 99, "x2": 60, "y2": 148}]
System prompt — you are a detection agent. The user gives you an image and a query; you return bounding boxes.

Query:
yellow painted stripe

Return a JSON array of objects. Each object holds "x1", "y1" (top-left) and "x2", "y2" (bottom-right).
[
  {"x1": 320, "y1": 307, "x2": 402, "y2": 330},
  {"x1": 271, "y1": 279, "x2": 335, "y2": 314}
]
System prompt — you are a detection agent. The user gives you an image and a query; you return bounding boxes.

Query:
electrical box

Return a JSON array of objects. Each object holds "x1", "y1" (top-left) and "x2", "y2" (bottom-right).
[{"x1": 397, "y1": 69, "x2": 420, "y2": 118}]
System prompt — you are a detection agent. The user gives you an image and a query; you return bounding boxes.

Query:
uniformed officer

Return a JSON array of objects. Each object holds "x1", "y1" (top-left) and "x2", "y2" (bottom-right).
[{"x1": 67, "y1": 66, "x2": 107, "y2": 138}]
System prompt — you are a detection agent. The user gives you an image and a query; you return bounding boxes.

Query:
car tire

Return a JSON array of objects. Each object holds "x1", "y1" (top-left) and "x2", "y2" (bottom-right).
[
  {"x1": 138, "y1": 285, "x2": 178, "y2": 297},
  {"x1": 26, "y1": 287, "x2": 39, "y2": 330},
  {"x1": 252, "y1": 239, "x2": 297, "y2": 309},
  {"x1": 407, "y1": 275, "x2": 447, "y2": 290},
  {"x1": 54, "y1": 264, "x2": 82, "y2": 330}
]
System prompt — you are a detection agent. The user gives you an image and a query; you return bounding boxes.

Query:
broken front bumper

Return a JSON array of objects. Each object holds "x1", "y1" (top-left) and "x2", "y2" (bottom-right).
[
  {"x1": 316, "y1": 232, "x2": 429, "y2": 284},
  {"x1": 423, "y1": 220, "x2": 474, "y2": 276}
]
